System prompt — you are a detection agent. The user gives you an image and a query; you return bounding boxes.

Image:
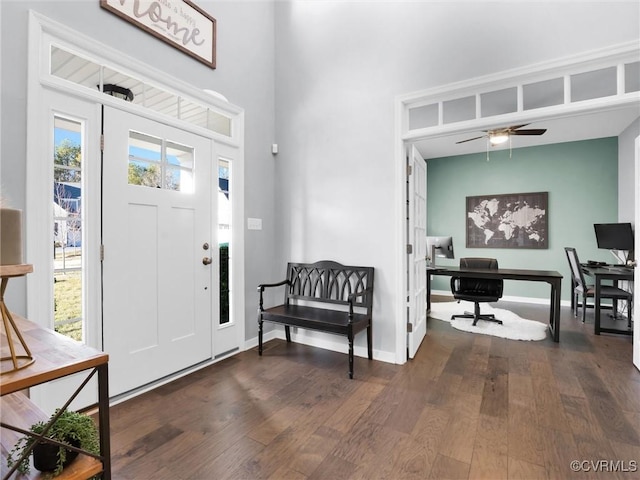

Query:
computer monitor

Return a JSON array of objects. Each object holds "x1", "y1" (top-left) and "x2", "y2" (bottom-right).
[
  {"x1": 426, "y1": 236, "x2": 454, "y2": 267},
  {"x1": 594, "y1": 222, "x2": 635, "y2": 260}
]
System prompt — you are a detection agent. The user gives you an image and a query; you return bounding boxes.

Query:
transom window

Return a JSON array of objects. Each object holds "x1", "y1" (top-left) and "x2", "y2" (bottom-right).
[{"x1": 50, "y1": 45, "x2": 233, "y2": 137}]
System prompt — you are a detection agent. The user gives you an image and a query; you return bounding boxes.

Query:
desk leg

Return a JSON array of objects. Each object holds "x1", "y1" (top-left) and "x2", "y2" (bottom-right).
[
  {"x1": 594, "y1": 277, "x2": 601, "y2": 335},
  {"x1": 549, "y1": 280, "x2": 561, "y2": 342},
  {"x1": 426, "y1": 273, "x2": 431, "y2": 313}
]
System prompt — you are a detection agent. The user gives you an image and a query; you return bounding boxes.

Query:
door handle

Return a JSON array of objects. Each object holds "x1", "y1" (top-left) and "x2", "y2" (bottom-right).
[{"x1": 202, "y1": 257, "x2": 213, "y2": 265}]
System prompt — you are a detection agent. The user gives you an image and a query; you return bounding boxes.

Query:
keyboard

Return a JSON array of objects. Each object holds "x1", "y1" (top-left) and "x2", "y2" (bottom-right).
[
  {"x1": 601, "y1": 265, "x2": 633, "y2": 273},
  {"x1": 586, "y1": 260, "x2": 607, "y2": 267}
]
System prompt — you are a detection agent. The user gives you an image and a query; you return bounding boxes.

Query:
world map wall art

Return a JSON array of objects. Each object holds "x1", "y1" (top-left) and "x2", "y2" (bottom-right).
[{"x1": 466, "y1": 192, "x2": 548, "y2": 249}]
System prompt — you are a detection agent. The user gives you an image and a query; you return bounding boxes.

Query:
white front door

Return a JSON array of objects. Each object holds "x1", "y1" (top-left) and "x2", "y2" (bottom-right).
[
  {"x1": 407, "y1": 145, "x2": 428, "y2": 358},
  {"x1": 102, "y1": 106, "x2": 215, "y2": 396}
]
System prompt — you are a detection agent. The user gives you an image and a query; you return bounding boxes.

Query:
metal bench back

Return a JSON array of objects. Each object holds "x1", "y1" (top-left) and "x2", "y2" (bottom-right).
[{"x1": 285, "y1": 260, "x2": 374, "y2": 313}]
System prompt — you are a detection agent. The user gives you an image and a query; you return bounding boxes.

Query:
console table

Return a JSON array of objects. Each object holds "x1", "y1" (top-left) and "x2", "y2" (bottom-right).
[
  {"x1": 1, "y1": 264, "x2": 35, "y2": 372},
  {"x1": 428, "y1": 266, "x2": 563, "y2": 342},
  {"x1": 1, "y1": 314, "x2": 110, "y2": 479}
]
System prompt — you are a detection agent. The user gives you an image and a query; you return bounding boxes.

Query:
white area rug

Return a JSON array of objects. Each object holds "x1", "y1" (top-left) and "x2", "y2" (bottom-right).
[{"x1": 430, "y1": 301, "x2": 547, "y2": 341}]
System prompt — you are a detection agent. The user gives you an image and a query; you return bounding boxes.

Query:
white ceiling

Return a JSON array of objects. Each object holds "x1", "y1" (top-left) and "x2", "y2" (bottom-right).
[{"x1": 414, "y1": 105, "x2": 640, "y2": 159}]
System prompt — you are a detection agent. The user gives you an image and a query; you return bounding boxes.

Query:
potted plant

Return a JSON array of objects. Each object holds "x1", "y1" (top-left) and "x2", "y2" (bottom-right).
[{"x1": 7, "y1": 408, "x2": 100, "y2": 477}]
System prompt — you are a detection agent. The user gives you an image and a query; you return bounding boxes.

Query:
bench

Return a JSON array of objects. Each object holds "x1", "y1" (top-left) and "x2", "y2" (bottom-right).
[{"x1": 257, "y1": 260, "x2": 374, "y2": 379}]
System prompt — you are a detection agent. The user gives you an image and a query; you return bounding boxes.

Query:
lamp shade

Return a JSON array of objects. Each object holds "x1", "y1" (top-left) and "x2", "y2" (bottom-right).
[{"x1": 0, "y1": 208, "x2": 23, "y2": 265}]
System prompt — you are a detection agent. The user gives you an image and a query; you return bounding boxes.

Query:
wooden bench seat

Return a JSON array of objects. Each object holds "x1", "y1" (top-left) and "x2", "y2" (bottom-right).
[{"x1": 257, "y1": 260, "x2": 374, "y2": 379}]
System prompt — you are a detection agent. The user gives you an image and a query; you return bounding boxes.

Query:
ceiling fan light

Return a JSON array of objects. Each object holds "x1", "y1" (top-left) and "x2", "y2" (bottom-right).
[{"x1": 489, "y1": 133, "x2": 509, "y2": 145}]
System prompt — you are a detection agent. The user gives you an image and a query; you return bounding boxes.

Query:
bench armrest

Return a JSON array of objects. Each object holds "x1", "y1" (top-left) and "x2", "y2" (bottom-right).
[
  {"x1": 257, "y1": 279, "x2": 290, "y2": 312},
  {"x1": 347, "y1": 286, "x2": 373, "y2": 318},
  {"x1": 258, "y1": 279, "x2": 289, "y2": 292}
]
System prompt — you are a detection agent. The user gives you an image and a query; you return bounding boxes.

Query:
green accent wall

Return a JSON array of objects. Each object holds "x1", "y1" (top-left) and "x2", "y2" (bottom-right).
[{"x1": 427, "y1": 137, "x2": 618, "y2": 301}]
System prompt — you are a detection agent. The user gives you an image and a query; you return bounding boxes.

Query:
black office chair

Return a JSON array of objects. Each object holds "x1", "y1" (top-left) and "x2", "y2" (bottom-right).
[
  {"x1": 564, "y1": 247, "x2": 633, "y2": 324},
  {"x1": 450, "y1": 258, "x2": 503, "y2": 326}
]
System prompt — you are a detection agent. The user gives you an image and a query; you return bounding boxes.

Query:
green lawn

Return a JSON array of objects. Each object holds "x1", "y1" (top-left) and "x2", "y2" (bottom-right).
[{"x1": 54, "y1": 271, "x2": 82, "y2": 341}]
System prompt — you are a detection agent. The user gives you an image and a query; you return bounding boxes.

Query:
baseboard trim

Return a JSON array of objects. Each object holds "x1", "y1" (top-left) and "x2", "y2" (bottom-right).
[
  {"x1": 246, "y1": 326, "x2": 396, "y2": 364},
  {"x1": 430, "y1": 289, "x2": 572, "y2": 307}
]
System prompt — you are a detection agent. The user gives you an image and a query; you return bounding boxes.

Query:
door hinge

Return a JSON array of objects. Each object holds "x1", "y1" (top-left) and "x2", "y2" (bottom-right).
[
  {"x1": 407, "y1": 322, "x2": 413, "y2": 333},
  {"x1": 407, "y1": 164, "x2": 412, "y2": 176},
  {"x1": 100, "y1": 134, "x2": 104, "y2": 152},
  {"x1": 100, "y1": 245, "x2": 104, "y2": 261},
  {"x1": 407, "y1": 244, "x2": 413, "y2": 254}
]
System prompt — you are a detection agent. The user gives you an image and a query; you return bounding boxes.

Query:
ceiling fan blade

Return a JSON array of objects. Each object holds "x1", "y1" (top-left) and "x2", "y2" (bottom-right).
[
  {"x1": 507, "y1": 124, "x2": 530, "y2": 131},
  {"x1": 455, "y1": 136, "x2": 485, "y2": 144},
  {"x1": 510, "y1": 129, "x2": 547, "y2": 136}
]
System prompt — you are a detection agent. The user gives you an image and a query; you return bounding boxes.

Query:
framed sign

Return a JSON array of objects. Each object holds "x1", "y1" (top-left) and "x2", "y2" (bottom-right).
[
  {"x1": 466, "y1": 191, "x2": 548, "y2": 249},
  {"x1": 101, "y1": 0, "x2": 216, "y2": 68}
]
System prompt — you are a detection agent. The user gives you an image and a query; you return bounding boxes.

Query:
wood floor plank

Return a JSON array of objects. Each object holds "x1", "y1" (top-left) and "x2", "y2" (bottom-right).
[
  {"x1": 322, "y1": 381, "x2": 385, "y2": 434},
  {"x1": 469, "y1": 414, "x2": 509, "y2": 479},
  {"x1": 468, "y1": 450, "x2": 508, "y2": 480},
  {"x1": 437, "y1": 408, "x2": 480, "y2": 464},
  {"x1": 186, "y1": 436, "x2": 265, "y2": 480},
  {"x1": 479, "y1": 355, "x2": 509, "y2": 419},
  {"x1": 530, "y1": 360, "x2": 571, "y2": 432},
  {"x1": 508, "y1": 372, "x2": 536, "y2": 409},
  {"x1": 248, "y1": 405, "x2": 303, "y2": 445},
  {"x1": 561, "y1": 393, "x2": 620, "y2": 464},
  {"x1": 539, "y1": 427, "x2": 584, "y2": 480},
  {"x1": 508, "y1": 403, "x2": 545, "y2": 467},
  {"x1": 307, "y1": 454, "x2": 357, "y2": 480},
  {"x1": 474, "y1": 414, "x2": 508, "y2": 457},
  {"x1": 382, "y1": 383, "x2": 430, "y2": 434},
  {"x1": 286, "y1": 426, "x2": 341, "y2": 477},
  {"x1": 426, "y1": 371, "x2": 463, "y2": 408},
  {"x1": 429, "y1": 453, "x2": 471, "y2": 480},
  {"x1": 508, "y1": 457, "x2": 547, "y2": 480},
  {"x1": 457, "y1": 342, "x2": 490, "y2": 397},
  {"x1": 390, "y1": 440, "x2": 432, "y2": 479},
  {"x1": 573, "y1": 364, "x2": 640, "y2": 446}
]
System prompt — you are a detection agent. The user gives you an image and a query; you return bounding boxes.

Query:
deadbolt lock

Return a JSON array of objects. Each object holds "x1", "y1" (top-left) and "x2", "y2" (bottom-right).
[{"x1": 203, "y1": 243, "x2": 210, "y2": 250}]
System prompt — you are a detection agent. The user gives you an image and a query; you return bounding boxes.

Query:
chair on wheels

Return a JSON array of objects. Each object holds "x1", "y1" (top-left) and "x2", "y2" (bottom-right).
[
  {"x1": 564, "y1": 247, "x2": 633, "y2": 324},
  {"x1": 450, "y1": 258, "x2": 503, "y2": 326}
]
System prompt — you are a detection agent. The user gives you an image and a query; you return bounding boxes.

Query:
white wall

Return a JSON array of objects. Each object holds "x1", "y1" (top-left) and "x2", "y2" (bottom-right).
[
  {"x1": 273, "y1": 1, "x2": 640, "y2": 359},
  {"x1": 619, "y1": 117, "x2": 640, "y2": 224}
]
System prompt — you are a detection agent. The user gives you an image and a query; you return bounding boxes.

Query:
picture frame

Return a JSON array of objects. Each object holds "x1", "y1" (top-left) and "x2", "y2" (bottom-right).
[
  {"x1": 466, "y1": 191, "x2": 548, "y2": 249},
  {"x1": 100, "y1": 0, "x2": 216, "y2": 69}
]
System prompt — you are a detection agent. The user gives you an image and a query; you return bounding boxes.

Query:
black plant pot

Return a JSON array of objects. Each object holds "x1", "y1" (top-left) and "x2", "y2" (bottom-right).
[{"x1": 33, "y1": 439, "x2": 80, "y2": 472}]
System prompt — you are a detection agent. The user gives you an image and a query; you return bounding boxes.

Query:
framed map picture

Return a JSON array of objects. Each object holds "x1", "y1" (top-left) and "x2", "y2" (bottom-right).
[{"x1": 466, "y1": 192, "x2": 548, "y2": 249}]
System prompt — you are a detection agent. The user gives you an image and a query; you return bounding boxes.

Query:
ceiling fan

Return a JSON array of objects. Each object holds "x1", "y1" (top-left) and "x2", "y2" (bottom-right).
[{"x1": 456, "y1": 124, "x2": 547, "y2": 146}]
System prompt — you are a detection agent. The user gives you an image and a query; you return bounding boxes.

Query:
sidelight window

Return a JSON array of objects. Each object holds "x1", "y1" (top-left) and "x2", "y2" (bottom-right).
[{"x1": 53, "y1": 115, "x2": 84, "y2": 341}]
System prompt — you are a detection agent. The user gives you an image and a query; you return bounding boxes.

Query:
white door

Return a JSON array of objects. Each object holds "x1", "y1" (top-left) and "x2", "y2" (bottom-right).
[
  {"x1": 407, "y1": 145, "x2": 428, "y2": 358},
  {"x1": 102, "y1": 107, "x2": 215, "y2": 396},
  {"x1": 634, "y1": 135, "x2": 639, "y2": 371}
]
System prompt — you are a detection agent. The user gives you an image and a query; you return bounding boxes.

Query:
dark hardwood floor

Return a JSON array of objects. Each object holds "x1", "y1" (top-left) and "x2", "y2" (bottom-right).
[{"x1": 109, "y1": 301, "x2": 640, "y2": 479}]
